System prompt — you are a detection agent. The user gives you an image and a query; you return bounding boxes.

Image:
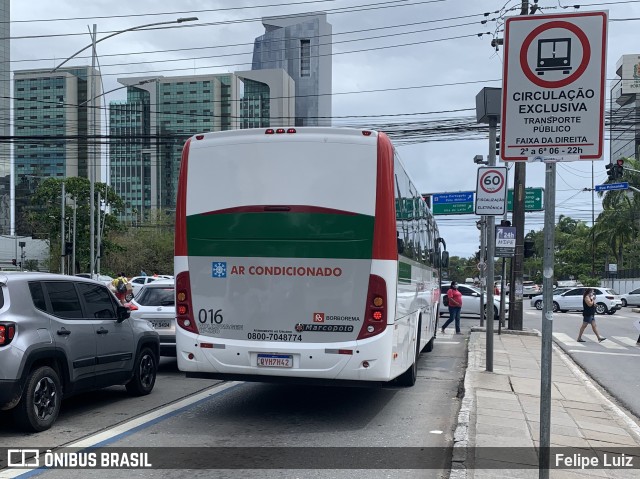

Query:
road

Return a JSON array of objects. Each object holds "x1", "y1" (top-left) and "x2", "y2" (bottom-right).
[
  {"x1": 522, "y1": 302, "x2": 640, "y2": 420},
  {"x1": 0, "y1": 333, "x2": 467, "y2": 479}
]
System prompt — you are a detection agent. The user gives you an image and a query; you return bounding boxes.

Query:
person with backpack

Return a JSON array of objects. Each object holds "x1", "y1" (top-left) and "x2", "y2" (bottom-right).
[{"x1": 111, "y1": 272, "x2": 129, "y2": 305}]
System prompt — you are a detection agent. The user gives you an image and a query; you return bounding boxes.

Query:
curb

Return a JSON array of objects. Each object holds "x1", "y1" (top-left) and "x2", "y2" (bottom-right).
[{"x1": 469, "y1": 326, "x2": 540, "y2": 337}]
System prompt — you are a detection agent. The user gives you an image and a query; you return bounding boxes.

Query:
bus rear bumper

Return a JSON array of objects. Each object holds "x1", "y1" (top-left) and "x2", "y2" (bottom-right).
[{"x1": 177, "y1": 328, "x2": 401, "y2": 383}]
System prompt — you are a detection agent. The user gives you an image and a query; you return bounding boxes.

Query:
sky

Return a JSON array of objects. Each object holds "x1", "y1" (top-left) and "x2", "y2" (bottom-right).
[{"x1": 9, "y1": 0, "x2": 640, "y2": 257}]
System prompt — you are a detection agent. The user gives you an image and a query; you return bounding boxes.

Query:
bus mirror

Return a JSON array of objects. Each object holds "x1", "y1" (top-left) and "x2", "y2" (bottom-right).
[
  {"x1": 397, "y1": 238, "x2": 405, "y2": 254},
  {"x1": 441, "y1": 251, "x2": 450, "y2": 268}
]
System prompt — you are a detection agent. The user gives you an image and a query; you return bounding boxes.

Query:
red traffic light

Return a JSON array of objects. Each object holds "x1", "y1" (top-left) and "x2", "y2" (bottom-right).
[{"x1": 616, "y1": 159, "x2": 624, "y2": 167}]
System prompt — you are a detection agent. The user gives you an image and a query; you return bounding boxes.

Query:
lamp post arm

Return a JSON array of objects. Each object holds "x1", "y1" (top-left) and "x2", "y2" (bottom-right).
[{"x1": 51, "y1": 17, "x2": 198, "y2": 72}]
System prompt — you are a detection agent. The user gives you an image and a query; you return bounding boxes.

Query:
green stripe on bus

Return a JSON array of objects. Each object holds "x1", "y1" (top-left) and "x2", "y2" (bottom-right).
[{"x1": 186, "y1": 212, "x2": 375, "y2": 259}]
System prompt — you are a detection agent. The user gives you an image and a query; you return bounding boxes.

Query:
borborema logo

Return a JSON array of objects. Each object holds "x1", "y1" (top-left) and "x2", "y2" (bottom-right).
[{"x1": 212, "y1": 262, "x2": 227, "y2": 278}]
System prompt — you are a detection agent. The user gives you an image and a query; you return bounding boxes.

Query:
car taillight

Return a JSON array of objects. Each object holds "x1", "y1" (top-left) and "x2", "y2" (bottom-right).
[
  {"x1": 176, "y1": 271, "x2": 198, "y2": 334},
  {"x1": 0, "y1": 323, "x2": 16, "y2": 346},
  {"x1": 127, "y1": 303, "x2": 138, "y2": 311},
  {"x1": 358, "y1": 275, "x2": 387, "y2": 340}
]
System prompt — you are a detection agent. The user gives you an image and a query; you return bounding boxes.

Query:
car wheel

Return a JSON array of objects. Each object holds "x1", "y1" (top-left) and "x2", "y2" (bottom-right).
[
  {"x1": 595, "y1": 302, "x2": 607, "y2": 315},
  {"x1": 484, "y1": 305, "x2": 499, "y2": 320},
  {"x1": 552, "y1": 302, "x2": 559, "y2": 313},
  {"x1": 15, "y1": 366, "x2": 62, "y2": 432},
  {"x1": 126, "y1": 347, "x2": 157, "y2": 396},
  {"x1": 534, "y1": 300, "x2": 543, "y2": 310},
  {"x1": 621, "y1": 299, "x2": 627, "y2": 307}
]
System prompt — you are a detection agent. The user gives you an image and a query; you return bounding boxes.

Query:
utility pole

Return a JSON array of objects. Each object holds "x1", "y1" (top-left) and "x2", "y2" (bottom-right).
[{"x1": 507, "y1": 0, "x2": 531, "y2": 331}]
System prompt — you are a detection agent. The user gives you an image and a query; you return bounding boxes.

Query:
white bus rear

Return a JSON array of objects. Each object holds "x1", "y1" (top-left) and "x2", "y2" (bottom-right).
[{"x1": 174, "y1": 127, "x2": 443, "y2": 386}]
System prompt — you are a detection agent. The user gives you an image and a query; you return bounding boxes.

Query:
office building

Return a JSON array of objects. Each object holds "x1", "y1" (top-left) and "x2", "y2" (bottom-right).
[
  {"x1": 109, "y1": 70, "x2": 294, "y2": 223},
  {"x1": 13, "y1": 66, "x2": 102, "y2": 235},
  {"x1": 0, "y1": 0, "x2": 9, "y2": 235},
  {"x1": 252, "y1": 12, "x2": 332, "y2": 126},
  {"x1": 610, "y1": 54, "x2": 640, "y2": 161}
]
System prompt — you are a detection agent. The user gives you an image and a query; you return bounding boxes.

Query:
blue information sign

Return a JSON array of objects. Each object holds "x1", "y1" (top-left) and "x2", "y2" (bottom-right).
[{"x1": 594, "y1": 182, "x2": 629, "y2": 192}]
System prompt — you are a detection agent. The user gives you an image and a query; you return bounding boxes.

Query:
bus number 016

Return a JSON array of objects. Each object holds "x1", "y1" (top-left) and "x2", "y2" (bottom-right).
[{"x1": 198, "y1": 308, "x2": 223, "y2": 324}]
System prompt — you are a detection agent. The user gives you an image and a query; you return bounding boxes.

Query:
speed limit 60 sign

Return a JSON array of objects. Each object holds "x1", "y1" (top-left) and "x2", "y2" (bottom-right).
[{"x1": 475, "y1": 166, "x2": 507, "y2": 215}]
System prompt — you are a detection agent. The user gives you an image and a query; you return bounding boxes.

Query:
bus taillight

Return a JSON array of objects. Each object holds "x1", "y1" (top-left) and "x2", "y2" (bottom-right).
[
  {"x1": 176, "y1": 271, "x2": 198, "y2": 334},
  {"x1": 357, "y1": 275, "x2": 387, "y2": 340}
]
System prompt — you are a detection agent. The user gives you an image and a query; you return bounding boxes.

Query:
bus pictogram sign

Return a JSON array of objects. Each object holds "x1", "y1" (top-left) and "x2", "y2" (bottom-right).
[{"x1": 501, "y1": 11, "x2": 607, "y2": 162}]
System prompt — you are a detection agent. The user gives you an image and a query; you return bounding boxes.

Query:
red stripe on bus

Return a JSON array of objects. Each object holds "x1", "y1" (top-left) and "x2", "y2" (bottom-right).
[
  {"x1": 200, "y1": 205, "x2": 358, "y2": 216},
  {"x1": 175, "y1": 138, "x2": 191, "y2": 256},
  {"x1": 372, "y1": 132, "x2": 397, "y2": 260}
]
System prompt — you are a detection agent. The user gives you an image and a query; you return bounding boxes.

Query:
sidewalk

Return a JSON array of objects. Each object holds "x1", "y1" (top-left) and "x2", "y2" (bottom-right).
[{"x1": 450, "y1": 329, "x2": 640, "y2": 479}]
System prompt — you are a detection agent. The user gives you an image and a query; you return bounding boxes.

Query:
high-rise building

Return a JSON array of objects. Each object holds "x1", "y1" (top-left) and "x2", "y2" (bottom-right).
[
  {"x1": 0, "y1": 0, "x2": 10, "y2": 235},
  {"x1": 610, "y1": 55, "x2": 640, "y2": 161},
  {"x1": 109, "y1": 70, "x2": 294, "y2": 223},
  {"x1": 13, "y1": 66, "x2": 102, "y2": 235},
  {"x1": 252, "y1": 12, "x2": 332, "y2": 126}
]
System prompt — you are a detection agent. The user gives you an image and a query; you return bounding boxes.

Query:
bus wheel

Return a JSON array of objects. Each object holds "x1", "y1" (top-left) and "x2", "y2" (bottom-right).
[
  {"x1": 425, "y1": 335, "x2": 435, "y2": 353},
  {"x1": 397, "y1": 322, "x2": 421, "y2": 387}
]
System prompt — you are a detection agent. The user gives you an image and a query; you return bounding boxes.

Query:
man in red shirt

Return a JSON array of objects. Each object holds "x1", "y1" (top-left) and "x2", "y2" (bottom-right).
[{"x1": 441, "y1": 281, "x2": 463, "y2": 334}]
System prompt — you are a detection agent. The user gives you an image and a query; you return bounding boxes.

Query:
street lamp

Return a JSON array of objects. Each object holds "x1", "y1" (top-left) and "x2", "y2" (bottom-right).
[{"x1": 51, "y1": 17, "x2": 198, "y2": 278}]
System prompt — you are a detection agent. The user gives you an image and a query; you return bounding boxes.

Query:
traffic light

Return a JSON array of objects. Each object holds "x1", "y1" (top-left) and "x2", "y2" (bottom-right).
[
  {"x1": 65, "y1": 242, "x2": 73, "y2": 256},
  {"x1": 495, "y1": 135, "x2": 500, "y2": 159},
  {"x1": 615, "y1": 159, "x2": 624, "y2": 179},
  {"x1": 605, "y1": 163, "x2": 616, "y2": 181},
  {"x1": 524, "y1": 240, "x2": 535, "y2": 258},
  {"x1": 11, "y1": 259, "x2": 16, "y2": 266}
]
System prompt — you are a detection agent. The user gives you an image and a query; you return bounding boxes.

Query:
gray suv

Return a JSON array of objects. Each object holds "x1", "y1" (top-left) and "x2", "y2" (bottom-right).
[{"x1": 0, "y1": 273, "x2": 160, "y2": 432}]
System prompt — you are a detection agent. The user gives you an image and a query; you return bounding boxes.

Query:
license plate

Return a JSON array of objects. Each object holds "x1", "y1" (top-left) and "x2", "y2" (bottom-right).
[
  {"x1": 150, "y1": 320, "x2": 171, "y2": 329},
  {"x1": 257, "y1": 354, "x2": 293, "y2": 368}
]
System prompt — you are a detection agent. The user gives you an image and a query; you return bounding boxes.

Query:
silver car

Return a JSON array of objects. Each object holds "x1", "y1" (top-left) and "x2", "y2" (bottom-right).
[
  {"x1": 440, "y1": 283, "x2": 508, "y2": 319},
  {"x1": 621, "y1": 287, "x2": 640, "y2": 307},
  {"x1": 128, "y1": 279, "x2": 175, "y2": 356},
  {"x1": 0, "y1": 272, "x2": 159, "y2": 432}
]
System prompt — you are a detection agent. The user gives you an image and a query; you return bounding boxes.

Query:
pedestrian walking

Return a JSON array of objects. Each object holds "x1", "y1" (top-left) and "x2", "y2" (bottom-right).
[
  {"x1": 577, "y1": 288, "x2": 606, "y2": 343},
  {"x1": 441, "y1": 280, "x2": 462, "y2": 334},
  {"x1": 111, "y1": 272, "x2": 129, "y2": 305}
]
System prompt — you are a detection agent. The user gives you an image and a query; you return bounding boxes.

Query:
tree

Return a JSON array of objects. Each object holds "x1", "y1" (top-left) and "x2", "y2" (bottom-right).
[
  {"x1": 102, "y1": 211, "x2": 174, "y2": 276},
  {"x1": 26, "y1": 177, "x2": 125, "y2": 273}
]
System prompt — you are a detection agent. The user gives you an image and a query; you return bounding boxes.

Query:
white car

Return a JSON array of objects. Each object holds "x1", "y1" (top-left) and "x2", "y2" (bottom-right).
[
  {"x1": 529, "y1": 288, "x2": 572, "y2": 310},
  {"x1": 533, "y1": 286, "x2": 622, "y2": 315},
  {"x1": 621, "y1": 288, "x2": 640, "y2": 307},
  {"x1": 74, "y1": 273, "x2": 113, "y2": 287},
  {"x1": 128, "y1": 275, "x2": 173, "y2": 299},
  {"x1": 127, "y1": 279, "x2": 175, "y2": 356},
  {"x1": 439, "y1": 283, "x2": 508, "y2": 319}
]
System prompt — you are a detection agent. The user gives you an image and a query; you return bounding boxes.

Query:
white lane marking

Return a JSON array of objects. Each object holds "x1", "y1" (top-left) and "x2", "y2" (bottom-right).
[
  {"x1": 553, "y1": 332, "x2": 585, "y2": 347},
  {"x1": 612, "y1": 336, "x2": 640, "y2": 347},
  {"x1": 429, "y1": 430, "x2": 444, "y2": 434},
  {"x1": 584, "y1": 334, "x2": 626, "y2": 349},
  {"x1": 0, "y1": 381, "x2": 241, "y2": 479},
  {"x1": 567, "y1": 349, "x2": 640, "y2": 357},
  {"x1": 437, "y1": 341, "x2": 461, "y2": 344}
]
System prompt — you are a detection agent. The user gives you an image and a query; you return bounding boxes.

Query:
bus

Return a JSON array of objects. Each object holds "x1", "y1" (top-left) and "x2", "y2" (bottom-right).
[{"x1": 174, "y1": 127, "x2": 448, "y2": 387}]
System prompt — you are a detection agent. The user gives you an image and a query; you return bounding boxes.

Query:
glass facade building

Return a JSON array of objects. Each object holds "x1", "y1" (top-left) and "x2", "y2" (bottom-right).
[
  {"x1": 252, "y1": 13, "x2": 332, "y2": 126},
  {"x1": 0, "y1": 0, "x2": 9, "y2": 235},
  {"x1": 13, "y1": 66, "x2": 102, "y2": 235},
  {"x1": 110, "y1": 71, "x2": 294, "y2": 223},
  {"x1": 610, "y1": 55, "x2": 640, "y2": 162}
]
